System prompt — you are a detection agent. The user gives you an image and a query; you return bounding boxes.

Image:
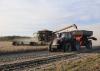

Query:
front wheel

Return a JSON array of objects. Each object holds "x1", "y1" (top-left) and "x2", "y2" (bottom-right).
[
  {"x1": 48, "y1": 41, "x2": 54, "y2": 52},
  {"x1": 21, "y1": 42, "x2": 24, "y2": 45}
]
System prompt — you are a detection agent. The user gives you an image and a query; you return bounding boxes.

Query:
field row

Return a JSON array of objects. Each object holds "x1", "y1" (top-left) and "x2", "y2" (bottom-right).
[{"x1": 33, "y1": 53, "x2": 100, "y2": 71}]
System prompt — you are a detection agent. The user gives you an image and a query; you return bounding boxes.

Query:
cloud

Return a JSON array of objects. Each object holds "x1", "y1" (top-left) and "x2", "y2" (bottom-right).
[
  {"x1": 79, "y1": 15, "x2": 91, "y2": 21},
  {"x1": 0, "y1": 0, "x2": 100, "y2": 36}
]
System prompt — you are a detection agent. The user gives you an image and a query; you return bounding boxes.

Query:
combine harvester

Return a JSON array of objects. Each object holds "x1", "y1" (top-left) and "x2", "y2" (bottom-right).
[
  {"x1": 49, "y1": 24, "x2": 97, "y2": 52},
  {"x1": 12, "y1": 30, "x2": 54, "y2": 46}
]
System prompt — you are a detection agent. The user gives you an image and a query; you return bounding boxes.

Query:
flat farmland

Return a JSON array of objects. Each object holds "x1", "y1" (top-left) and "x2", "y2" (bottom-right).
[
  {"x1": 0, "y1": 41, "x2": 48, "y2": 54},
  {"x1": 29, "y1": 46, "x2": 100, "y2": 71},
  {"x1": 0, "y1": 41, "x2": 50, "y2": 64},
  {"x1": 34, "y1": 53, "x2": 100, "y2": 71},
  {"x1": 0, "y1": 41, "x2": 100, "y2": 71}
]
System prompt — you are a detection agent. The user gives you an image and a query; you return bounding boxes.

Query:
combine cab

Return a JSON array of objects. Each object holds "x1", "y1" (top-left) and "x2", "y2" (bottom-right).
[
  {"x1": 37, "y1": 30, "x2": 55, "y2": 45},
  {"x1": 12, "y1": 30, "x2": 54, "y2": 46}
]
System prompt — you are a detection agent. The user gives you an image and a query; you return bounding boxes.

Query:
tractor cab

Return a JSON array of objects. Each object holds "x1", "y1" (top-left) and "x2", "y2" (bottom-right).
[{"x1": 58, "y1": 32, "x2": 72, "y2": 40}]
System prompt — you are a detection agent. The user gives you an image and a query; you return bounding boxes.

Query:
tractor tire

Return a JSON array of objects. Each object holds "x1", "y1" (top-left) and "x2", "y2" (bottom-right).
[
  {"x1": 67, "y1": 43, "x2": 72, "y2": 52},
  {"x1": 86, "y1": 40, "x2": 92, "y2": 49},
  {"x1": 63, "y1": 43, "x2": 72, "y2": 52},
  {"x1": 74, "y1": 41, "x2": 80, "y2": 51}
]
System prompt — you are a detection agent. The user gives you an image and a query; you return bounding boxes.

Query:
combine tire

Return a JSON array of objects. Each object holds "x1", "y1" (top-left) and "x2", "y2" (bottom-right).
[
  {"x1": 49, "y1": 41, "x2": 54, "y2": 52},
  {"x1": 30, "y1": 42, "x2": 34, "y2": 46},
  {"x1": 12, "y1": 42, "x2": 17, "y2": 46},
  {"x1": 21, "y1": 42, "x2": 24, "y2": 45}
]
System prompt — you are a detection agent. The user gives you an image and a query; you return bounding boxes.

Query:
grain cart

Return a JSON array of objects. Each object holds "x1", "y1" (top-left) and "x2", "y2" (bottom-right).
[{"x1": 49, "y1": 24, "x2": 97, "y2": 52}]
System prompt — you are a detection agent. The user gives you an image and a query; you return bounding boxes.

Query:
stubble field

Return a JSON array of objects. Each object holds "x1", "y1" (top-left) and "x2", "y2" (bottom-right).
[
  {"x1": 0, "y1": 41, "x2": 100, "y2": 71},
  {"x1": 0, "y1": 41, "x2": 47, "y2": 54}
]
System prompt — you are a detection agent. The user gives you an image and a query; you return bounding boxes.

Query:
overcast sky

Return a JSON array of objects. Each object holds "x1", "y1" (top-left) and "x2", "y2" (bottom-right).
[{"x1": 0, "y1": 0, "x2": 100, "y2": 36}]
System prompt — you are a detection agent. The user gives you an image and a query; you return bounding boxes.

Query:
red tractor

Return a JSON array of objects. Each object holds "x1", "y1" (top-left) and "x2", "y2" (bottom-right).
[{"x1": 49, "y1": 24, "x2": 97, "y2": 52}]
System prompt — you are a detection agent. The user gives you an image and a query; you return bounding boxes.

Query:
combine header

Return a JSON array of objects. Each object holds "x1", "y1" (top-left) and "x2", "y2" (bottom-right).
[{"x1": 49, "y1": 24, "x2": 97, "y2": 52}]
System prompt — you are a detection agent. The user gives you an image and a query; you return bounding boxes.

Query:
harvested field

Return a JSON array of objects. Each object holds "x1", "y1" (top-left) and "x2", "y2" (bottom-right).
[
  {"x1": 0, "y1": 41, "x2": 100, "y2": 71},
  {"x1": 34, "y1": 53, "x2": 100, "y2": 71},
  {"x1": 21, "y1": 46, "x2": 100, "y2": 71},
  {"x1": 0, "y1": 41, "x2": 48, "y2": 54}
]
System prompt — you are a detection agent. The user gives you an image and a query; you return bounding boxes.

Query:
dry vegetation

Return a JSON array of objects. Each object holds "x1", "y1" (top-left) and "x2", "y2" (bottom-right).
[
  {"x1": 34, "y1": 54, "x2": 100, "y2": 71},
  {"x1": 0, "y1": 41, "x2": 100, "y2": 71},
  {"x1": 0, "y1": 41, "x2": 47, "y2": 54}
]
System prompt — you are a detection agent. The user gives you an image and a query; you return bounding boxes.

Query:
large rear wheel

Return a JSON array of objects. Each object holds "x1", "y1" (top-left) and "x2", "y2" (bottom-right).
[
  {"x1": 63, "y1": 43, "x2": 72, "y2": 52},
  {"x1": 74, "y1": 41, "x2": 80, "y2": 51}
]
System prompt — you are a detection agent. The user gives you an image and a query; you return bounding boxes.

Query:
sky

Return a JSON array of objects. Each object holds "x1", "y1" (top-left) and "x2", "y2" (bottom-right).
[{"x1": 0, "y1": 0, "x2": 100, "y2": 36}]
